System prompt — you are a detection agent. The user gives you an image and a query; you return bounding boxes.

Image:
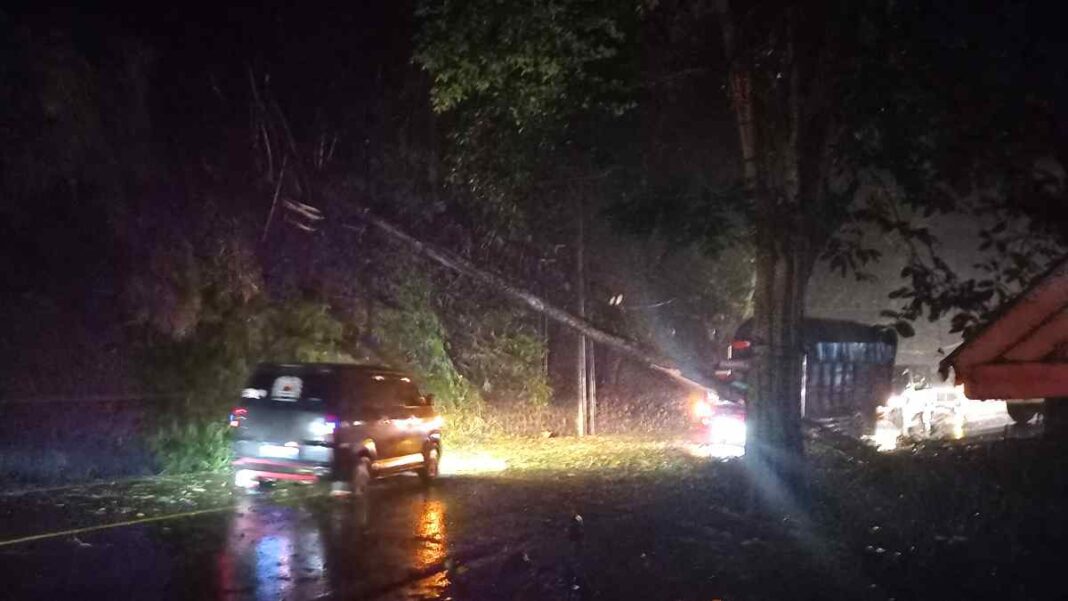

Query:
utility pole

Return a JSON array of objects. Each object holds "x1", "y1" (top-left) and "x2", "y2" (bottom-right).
[
  {"x1": 576, "y1": 195, "x2": 599, "y2": 436},
  {"x1": 587, "y1": 338, "x2": 597, "y2": 434},
  {"x1": 536, "y1": 257, "x2": 550, "y2": 384},
  {"x1": 343, "y1": 207, "x2": 724, "y2": 394},
  {"x1": 576, "y1": 195, "x2": 588, "y2": 437}
]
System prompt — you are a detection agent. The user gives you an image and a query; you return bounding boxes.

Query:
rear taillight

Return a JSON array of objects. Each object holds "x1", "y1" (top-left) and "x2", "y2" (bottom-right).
[{"x1": 229, "y1": 407, "x2": 247, "y2": 428}]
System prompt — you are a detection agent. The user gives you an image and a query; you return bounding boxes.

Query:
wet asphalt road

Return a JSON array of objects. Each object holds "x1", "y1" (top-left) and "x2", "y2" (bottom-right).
[
  {"x1": 3, "y1": 448, "x2": 874, "y2": 601},
  {"x1": 1, "y1": 468, "x2": 774, "y2": 601},
  {"x1": 2, "y1": 475, "x2": 509, "y2": 601},
  {"x1": 0, "y1": 419, "x2": 1044, "y2": 601}
]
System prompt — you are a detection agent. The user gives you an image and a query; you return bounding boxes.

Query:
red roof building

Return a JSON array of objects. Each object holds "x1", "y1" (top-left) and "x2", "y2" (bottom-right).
[{"x1": 941, "y1": 257, "x2": 1068, "y2": 400}]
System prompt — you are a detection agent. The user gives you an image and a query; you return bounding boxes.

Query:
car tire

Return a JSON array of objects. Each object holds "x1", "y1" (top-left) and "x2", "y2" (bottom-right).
[
  {"x1": 1007, "y1": 401, "x2": 1038, "y2": 425},
  {"x1": 351, "y1": 456, "x2": 372, "y2": 498},
  {"x1": 419, "y1": 445, "x2": 440, "y2": 486}
]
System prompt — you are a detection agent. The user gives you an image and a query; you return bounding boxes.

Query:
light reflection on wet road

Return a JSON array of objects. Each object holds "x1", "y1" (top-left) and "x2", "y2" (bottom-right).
[
  {"x1": 4, "y1": 426, "x2": 1049, "y2": 600},
  {"x1": 218, "y1": 480, "x2": 457, "y2": 601},
  {"x1": 219, "y1": 496, "x2": 327, "y2": 601},
  {"x1": 4, "y1": 466, "x2": 754, "y2": 600},
  {"x1": 4, "y1": 476, "x2": 461, "y2": 601},
  {"x1": 413, "y1": 499, "x2": 448, "y2": 591}
]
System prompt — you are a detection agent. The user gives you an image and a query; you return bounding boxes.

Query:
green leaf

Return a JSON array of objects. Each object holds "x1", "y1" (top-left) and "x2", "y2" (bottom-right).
[{"x1": 892, "y1": 320, "x2": 915, "y2": 338}]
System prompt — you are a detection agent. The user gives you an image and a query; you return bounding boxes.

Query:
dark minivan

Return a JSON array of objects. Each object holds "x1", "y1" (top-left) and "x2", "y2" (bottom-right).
[{"x1": 230, "y1": 363, "x2": 442, "y2": 494}]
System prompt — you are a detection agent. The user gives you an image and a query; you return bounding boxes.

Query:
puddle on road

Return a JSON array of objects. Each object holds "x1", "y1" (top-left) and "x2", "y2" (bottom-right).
[
  {"x1": 413, "y1": 498, "x2": 449, "y2": 592},
  {"x1": 3, "y1": 477, "x2": 457, "y2": 601},
  {"x1": 219, "y1": 496, "x2": 329, "y2": 601},
  {"x1": 217, "y1": 484, "x2": 452, "y2": 601}
]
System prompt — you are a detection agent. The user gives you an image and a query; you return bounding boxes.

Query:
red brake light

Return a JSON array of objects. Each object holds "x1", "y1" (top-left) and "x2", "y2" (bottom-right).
[
  {"x1": 731, "y1": 340, "x2": 751, "y2": 350},
  {"x1": 229, "y1": 407, "x2": 248, "y2": 428}
]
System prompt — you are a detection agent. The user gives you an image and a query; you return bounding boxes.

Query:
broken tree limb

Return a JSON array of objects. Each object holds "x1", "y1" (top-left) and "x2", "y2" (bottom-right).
[{"x1": 342, "y1": 210, "x2": 725, "y2": 395}]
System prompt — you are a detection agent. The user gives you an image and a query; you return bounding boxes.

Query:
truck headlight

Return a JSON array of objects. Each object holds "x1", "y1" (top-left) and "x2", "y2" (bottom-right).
[{"x1": 709, "y1": 415, "x2": 747, "y2": 446}]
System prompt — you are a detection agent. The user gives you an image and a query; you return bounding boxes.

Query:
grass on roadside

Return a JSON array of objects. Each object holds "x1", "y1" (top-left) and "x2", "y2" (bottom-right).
[
  {"x1": 446, "y1": 431, "x2": 1068, "y2": 600},
  {"x1": 806, "y1": 434, "x2": 1068, "y2": 600},
  {"x1": 446, "y1": 434, "x2": 710, "y2": 478}
]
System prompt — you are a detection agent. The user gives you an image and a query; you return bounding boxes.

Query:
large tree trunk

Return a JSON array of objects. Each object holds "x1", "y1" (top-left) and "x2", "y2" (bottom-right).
[
  {"x1": 746, "y1": 224, "x2": 809, "y2": 491},
  {"x1": 717, "y1": 1, "x2": 819, "y2": 495}
]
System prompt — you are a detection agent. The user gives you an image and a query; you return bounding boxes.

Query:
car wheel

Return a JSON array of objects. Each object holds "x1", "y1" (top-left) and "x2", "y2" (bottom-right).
[
  {"x1": 351, "y1": 456, "x2": 372, "y2": 498},
  {"x1": 419, "y1": 445, "x2": 440, "y2": 485},
  {"x1": 1007, "y1": 401, "x2": 1038, "y2": 425}
]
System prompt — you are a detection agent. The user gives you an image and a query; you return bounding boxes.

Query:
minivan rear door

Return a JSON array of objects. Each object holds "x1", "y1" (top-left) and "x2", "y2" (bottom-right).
[{"x1": 236, "y1": 366, "x2": 339, "y2": 459}]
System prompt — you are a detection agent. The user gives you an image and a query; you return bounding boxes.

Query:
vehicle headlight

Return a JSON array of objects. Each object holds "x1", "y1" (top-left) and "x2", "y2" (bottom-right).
[
  {"x1": 692, "y1": 399, "x2": 713, "y2": 420},
  {"x1": 709, "y1": 414, "x2": 746, "y2": 446}
]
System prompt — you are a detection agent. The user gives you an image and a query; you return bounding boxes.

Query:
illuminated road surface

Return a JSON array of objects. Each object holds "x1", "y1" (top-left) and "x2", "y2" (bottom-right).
[
  {"x1": 870, "y1": 399, "x2": 1044, "y2": 451},
  {"x1": 0, "y1": 443, "x2": 897, "y2": 601},
  {"x1": 1, "y1": 476, "x2": 501, "y2": 601},
  {"x1": 0, "y1": 420, "x2": 1048, "y2": 601},
  {"x1": 1, "y1": 465, "x2": 786, "y2": 601}
]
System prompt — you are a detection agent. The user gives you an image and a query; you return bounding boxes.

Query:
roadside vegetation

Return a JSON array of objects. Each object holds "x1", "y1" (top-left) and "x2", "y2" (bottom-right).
[
  {"x1": 809, "y1": 435, "x2": 1068, "y2": 600},
  {"x1": 448, "y1": 435, "x2": 703, "y2": 476},
  {"x1": 0, "y1": 6, "x2": 753, "y2": 481}
]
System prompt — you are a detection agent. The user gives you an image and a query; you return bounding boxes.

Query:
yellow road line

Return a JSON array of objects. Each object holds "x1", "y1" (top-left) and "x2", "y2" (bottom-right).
[
  {"x1": 0, "y1": 488, "x2": 334, "y2": 548},
  {"x1": 0, "y1": 473, "x2": 221, "y2": 498},
  {"x1": 0, "y1": 505, "x2": 234, "y2": 548}
]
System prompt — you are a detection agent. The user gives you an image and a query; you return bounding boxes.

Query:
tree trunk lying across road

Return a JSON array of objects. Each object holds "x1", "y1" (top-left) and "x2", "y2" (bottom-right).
[{"x1": 343, "y1": 211, "x2": 723, "y2": 396}]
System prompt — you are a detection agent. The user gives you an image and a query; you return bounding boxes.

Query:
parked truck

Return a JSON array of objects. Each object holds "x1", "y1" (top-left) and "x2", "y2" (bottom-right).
[{"x1": 714, "y1": 318, "x2": 898, "y2": 435}]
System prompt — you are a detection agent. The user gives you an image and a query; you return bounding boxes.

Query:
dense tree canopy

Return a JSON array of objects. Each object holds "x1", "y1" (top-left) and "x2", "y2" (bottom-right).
[
  {"x1": 0, "y1": 4, "x2": 756, "y2": 471},
  {"x1": 414, "y1": 0, "x2": 1067, "y2": 486},
  {"x1": 1, "y1": 2, "x2": 1064, "y2": 475}
]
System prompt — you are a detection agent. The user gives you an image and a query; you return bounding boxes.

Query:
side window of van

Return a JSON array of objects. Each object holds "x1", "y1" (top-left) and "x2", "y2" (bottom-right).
[
  {"x1": 396, "y1": 379, "x2": 423, "y2": 406},
  {"x1": 343, "y1": 374, "x2": 393, "y2": 417}
]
